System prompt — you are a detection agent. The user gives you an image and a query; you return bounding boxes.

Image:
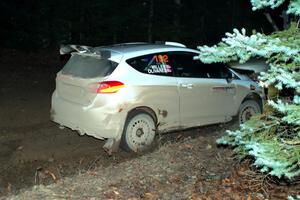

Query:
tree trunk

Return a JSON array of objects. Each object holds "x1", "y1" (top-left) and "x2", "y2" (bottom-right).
[
  {"x1": 264, "y1": 12, "x2": 279, "y2": 31},
  {"x1": 173, "y1": 0, "x2": 181, "y2": 41},
  {"x1": 147, "y1": 0, "x2": 154, "y2": 42},
  {"x1": 281, "y1": 10, "x2": 290, "y2": 30},
  {"x1": 79, "y1": 14, "x2": 85, "y2": 42}
]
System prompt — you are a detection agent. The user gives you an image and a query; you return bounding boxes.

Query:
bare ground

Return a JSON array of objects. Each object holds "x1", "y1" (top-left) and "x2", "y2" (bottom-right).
[{"x1": 0, "y1": 49, "x2": 299, "y2": 199}]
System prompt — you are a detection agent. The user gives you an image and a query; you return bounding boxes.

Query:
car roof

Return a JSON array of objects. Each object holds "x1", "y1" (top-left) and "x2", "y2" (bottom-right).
[{"x1": 94, "y1": 43, "x2": 198, "y2": 56}]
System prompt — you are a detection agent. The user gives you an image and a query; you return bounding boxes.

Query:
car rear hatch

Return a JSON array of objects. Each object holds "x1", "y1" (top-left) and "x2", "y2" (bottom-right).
[{"x1": 56, "y1": 51, "x2": 122, "y2": 106}]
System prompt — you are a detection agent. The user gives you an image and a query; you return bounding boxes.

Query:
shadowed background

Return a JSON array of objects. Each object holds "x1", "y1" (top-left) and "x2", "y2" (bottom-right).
[{"x1": 0, "y1": 0, "x2": 276, "y2": 51}]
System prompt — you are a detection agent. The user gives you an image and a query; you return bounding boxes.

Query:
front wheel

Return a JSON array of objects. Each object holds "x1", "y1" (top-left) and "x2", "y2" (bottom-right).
[
  {"x1": 121, "y1": 111, "x2": 156, "y2": 152},
  {"x1": 238, "y1": 100, "x2": 262, "y2": 124}
]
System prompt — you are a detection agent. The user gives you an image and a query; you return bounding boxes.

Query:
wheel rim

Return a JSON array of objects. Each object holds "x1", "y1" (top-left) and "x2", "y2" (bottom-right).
[
  {"x1": 240, "y1": 106, "x2": 257, "y2": 124},
  {"x1": 126, "y1": 114, "x2": 156, "y2": 151}
]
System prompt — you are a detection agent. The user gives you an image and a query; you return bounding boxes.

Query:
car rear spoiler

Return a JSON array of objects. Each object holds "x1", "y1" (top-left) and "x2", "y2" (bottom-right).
[
  {"x1": 60, "y1": 44, "x2": 94, "y2": 55},
  {"x1": 60, "y1": 44, "x2": 111, "y2": 58}
]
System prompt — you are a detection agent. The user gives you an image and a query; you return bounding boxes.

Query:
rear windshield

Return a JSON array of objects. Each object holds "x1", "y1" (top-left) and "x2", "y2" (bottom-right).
[{"x1": 62, "y1": 54, "x2": 118, "y2": 78}]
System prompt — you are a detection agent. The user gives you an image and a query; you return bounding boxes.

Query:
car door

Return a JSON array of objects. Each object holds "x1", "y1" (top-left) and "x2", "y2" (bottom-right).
[
  {"x1": 125, "y1": 52, "x2": 180, "y2": 132},
  {"x1": 170, "y1": 52, "x2": 237, "y2": 128}
]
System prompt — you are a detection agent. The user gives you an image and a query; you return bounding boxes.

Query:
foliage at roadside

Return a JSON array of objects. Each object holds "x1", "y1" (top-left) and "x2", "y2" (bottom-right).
[
  {"x1": 195, "y1": 0, "x2": 300, "y2": 180},
  {"x1": 250, "y1": 0, "x2": 300, "y2": 16}
]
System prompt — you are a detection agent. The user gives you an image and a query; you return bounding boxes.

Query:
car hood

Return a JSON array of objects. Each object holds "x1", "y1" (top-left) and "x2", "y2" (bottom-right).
[{"x1": 229, "y1": 59, "x2": 269, "y2": 73}]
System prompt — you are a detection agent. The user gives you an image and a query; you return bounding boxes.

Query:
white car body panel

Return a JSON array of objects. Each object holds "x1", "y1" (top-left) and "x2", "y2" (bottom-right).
[
  {"x1": 178, "y1": 77, "x2": 236, "y2": 127},
  {"x1": 51, "y1": 43, "x2": 265, "y2": 152}
]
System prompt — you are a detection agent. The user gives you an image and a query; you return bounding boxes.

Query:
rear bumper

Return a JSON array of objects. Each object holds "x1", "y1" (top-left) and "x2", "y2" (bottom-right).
[{"x1": 51, "y1": 91, "x2": 126, "y2": 140}]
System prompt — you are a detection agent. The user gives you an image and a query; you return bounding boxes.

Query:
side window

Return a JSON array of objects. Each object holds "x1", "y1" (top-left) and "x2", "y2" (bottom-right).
[
  {"x1": 169, "y1": 52, "x2": 233, "y2": 79},
  {"x1": 205, "y1": 63, "x2": 232, "y2": 79},
  {"x1": 126, "y1": 53, "x2": 173, "y2": 76},
  {"x1": 169, "y1": 53, "x2": 208, "y2": 78}
]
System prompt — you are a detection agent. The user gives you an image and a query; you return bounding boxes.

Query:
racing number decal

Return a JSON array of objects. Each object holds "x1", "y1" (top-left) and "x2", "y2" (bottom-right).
[
  {"x1": 154, "y1": 54, "x2": 169, "y2": 63},
  {"x1": 147, "y1": 54, "x2": 172, "y2": 74}
]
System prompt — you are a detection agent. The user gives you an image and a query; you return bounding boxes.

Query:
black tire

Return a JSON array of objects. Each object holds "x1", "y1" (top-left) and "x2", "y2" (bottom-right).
[
  {"x1": 121, "y1": 111, "x2": 156, "y2": 152},
  {"x1": 238, "y1": 100, "x2": 262, "y2": 124}
]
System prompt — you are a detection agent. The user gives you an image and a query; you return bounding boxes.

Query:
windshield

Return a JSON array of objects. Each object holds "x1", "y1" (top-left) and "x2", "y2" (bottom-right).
[{"x1": 62, "y1": 54, "x2": 118, "y2": 78}]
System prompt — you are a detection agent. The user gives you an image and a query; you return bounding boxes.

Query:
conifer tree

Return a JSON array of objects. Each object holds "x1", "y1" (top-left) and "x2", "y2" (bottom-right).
[{"x1": 195, "y1": 0, "x2": 300, "y2": 179}]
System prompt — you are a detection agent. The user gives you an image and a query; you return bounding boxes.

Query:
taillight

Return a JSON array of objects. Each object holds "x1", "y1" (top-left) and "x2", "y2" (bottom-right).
[{"x1": 97, "y1": 81, "x2": 125, "y2": 94}]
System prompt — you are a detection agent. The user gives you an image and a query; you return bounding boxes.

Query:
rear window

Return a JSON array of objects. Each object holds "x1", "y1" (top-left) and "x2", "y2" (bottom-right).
[{"x1": 62, "y1": 54, "x2": 118, "y2": 78}]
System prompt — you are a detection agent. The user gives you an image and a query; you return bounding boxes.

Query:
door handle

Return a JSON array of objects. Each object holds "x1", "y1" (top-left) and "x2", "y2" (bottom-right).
[
  {"x1": 181, "y1": 83, "x2": 193, "y2": 89},
  {"x1": 212, "y1": 86, "x2": 236, "y2": 94}
]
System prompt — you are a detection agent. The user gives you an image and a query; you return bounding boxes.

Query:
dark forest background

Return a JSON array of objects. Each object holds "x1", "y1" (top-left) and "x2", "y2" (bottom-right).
[{"x1": 0, "y1": 0, "x2": 276, "y2": 51}]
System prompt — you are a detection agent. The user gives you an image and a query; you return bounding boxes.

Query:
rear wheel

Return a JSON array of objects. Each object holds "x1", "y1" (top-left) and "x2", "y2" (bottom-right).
[
  {"x1": 238, "y1": 100, "x2": 261, "y2": 124},
  {"x1": 121, "y1": 111, "x2": 156, "y2": 152}
]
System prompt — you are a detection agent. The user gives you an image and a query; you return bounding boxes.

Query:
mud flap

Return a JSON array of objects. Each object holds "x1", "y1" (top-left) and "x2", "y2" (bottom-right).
[{"x1": 103, "y1": 138, "x2": 121, "y2": 155}]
